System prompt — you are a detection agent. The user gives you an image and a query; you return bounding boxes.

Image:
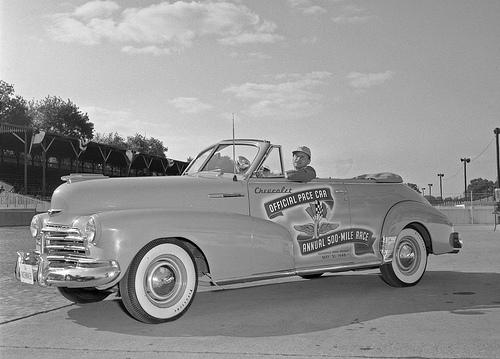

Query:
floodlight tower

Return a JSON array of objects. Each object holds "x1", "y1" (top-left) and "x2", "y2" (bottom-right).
[
  {"x1": 428, "y1": 183, "x2": 433, "y2": 200},
  {"x1": 495, "y1": 128, "x2": 500, "y2": 188},
  {"x1": 438, "y1": 173, "x2": 444, "y2": 201},
  {"x1": 460, "y1": 158, "x2": 470, "y2": 197}
]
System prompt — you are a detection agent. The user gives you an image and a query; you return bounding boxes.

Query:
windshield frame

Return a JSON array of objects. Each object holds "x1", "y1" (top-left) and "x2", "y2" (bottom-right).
[{"x1": 183, "y1": 139, "x2": 272, "y2": 178}]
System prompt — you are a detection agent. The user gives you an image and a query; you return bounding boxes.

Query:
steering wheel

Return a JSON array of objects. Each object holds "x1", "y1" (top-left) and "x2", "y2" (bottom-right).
[
  {"x1": 255, "y1": 165, "x2": 271, "y2": 178},
  {"x1": 236, "y1": 156, "x2": 250, "y2": 173}
]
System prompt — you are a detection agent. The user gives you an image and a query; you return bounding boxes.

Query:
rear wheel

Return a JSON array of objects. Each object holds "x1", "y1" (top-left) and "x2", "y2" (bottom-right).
[
  {"x1": 380, "y1": 228, "x2": 427, "y2": 287},
  {"x1": 58, "y1": 287, "x2": 111, "y2": 303},
  {"x1": 120, "y1": 238, "x2": 198, "y2": 324}
]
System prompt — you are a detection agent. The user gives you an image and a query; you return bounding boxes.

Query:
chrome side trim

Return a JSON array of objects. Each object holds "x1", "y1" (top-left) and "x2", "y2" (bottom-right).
[
  {"x1": 212, "y1": 261, "x2": 382, "y2": 286},
  {"x1": 208, "y1": 193, "x2": 246, "y2": 198}
]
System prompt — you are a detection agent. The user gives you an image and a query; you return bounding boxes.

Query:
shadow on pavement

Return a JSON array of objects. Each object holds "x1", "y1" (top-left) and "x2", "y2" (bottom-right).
[{"x1": 65, "y1": 271, "x2": 500, "y2": 338}]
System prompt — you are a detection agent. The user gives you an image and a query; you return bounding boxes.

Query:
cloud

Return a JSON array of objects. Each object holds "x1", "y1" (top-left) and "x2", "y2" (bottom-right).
[
  {"x1": 82, "y1": 106, "x2": 138, "y2": 135},
  {"x1": 346, "y1": 71, "x2": 395, "y2": 89},
  {"x1": 287, "y1": 0, "x2": 327, "y2": 15},
  {"x1": 47, "y1": 1, "x2": 283, "y2": 52},
  {"x1": 83, "y1": 105, "x2": 174, "y2": 143},
  {"x1": 169, "y1": 97, "x2": 213, "y2": 114},
  {"x1": 121, "y1": 45, "x2": 174, "y2": 56},
  {"x1": 332, "y1": 5, "x2": 375, "y2": 23},
  {"x1": 229, "y1": 51, "x2": 273, "y2": 61},
  {"x1": 223, "y1": 72, "x2": 332, "y2": 118},
  {"x1": 73, "y1": 0, "x2": 120, "y2": 19}
]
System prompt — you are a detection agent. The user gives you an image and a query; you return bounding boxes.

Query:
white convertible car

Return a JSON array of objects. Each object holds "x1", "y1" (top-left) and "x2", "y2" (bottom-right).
[{"x1": 16, "y1": 139, "x2": 462, "y2": 323}]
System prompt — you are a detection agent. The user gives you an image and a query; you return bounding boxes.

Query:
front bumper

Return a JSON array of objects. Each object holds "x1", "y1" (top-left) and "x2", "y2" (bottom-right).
[{"x1": 15, "y1": 251, "x2": 120, "y2": 288}]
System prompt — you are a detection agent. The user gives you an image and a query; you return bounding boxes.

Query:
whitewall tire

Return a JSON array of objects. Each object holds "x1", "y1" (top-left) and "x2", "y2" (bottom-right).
[
  {"x1": 120, "y1": 239, "x2": 198, "y2": 323},
  {"x1": 380, "y1": 228, "x2": 428, "y2": 287}
]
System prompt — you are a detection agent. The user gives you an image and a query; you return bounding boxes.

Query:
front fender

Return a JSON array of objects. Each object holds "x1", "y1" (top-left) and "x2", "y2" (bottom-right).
[
  {"x1": 92, "y1": 209, "x2": 255, "y2": 287},
  {"x1": 380, "y1": 201, "x2": 455, "y2": 262}
]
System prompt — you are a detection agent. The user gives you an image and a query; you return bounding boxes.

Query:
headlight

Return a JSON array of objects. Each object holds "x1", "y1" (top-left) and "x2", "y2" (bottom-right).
[
  {"x1": 85, "y1": 216, "x2": 99, "y2": 245},
  {"x1": 30, "y1": 215, "x2": 42, "y2": 238}
]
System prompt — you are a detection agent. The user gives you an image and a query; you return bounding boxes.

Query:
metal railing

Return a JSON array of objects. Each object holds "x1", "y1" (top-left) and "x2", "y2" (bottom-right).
[{"x1": 0, "y1": 192, "x2": 50, "y2": 212}]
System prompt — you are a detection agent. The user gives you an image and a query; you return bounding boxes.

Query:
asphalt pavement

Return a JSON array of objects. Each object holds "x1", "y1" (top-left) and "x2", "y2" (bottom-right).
[{"x1": 0, "y1": 225, "x2": 499, "y2": 359}]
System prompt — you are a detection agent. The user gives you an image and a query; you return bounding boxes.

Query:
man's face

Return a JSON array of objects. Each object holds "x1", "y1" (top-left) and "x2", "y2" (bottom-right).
[{"x1": 293, "y1": 152, "x2": 310, "y2": 169}]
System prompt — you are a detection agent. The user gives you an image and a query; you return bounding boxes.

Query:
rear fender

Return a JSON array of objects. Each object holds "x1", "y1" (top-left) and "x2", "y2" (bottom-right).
[{"x1": 380, "y1": 201, "x2": 454, "y2": 263}]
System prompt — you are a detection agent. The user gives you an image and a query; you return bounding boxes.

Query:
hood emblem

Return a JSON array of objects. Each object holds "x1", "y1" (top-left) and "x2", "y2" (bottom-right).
[{"x1": 47, "y1": 209, "x2": 62, "y2": 215}]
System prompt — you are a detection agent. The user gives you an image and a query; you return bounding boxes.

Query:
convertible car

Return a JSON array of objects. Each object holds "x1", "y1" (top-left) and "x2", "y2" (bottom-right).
[{"x1": 15, "y1": 139, "x2": 462, "y2": 323}]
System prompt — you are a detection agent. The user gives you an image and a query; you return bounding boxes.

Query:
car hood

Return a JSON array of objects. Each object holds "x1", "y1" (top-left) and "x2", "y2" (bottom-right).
[{"x1": 48, "y1": 175, "x2": 247, "y2": 224}]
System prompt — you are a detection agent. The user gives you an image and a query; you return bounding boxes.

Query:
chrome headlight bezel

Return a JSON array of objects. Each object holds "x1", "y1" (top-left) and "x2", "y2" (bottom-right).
[
  {"x1": 30, "y1": 215, "x2": 42, "y2": 238},
  {"x1": 84, "y1": 215, "x2": 101, "y2": 245}
]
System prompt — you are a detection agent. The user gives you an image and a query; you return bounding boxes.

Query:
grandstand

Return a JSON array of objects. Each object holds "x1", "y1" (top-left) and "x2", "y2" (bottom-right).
[{"x1": 1, "y1": 123, "x2": 188, "y2": 224}]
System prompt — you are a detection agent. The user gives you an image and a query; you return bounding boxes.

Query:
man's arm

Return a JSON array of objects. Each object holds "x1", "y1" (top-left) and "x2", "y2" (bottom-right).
[{"x1": 286, "y1": 166, "x2": 316, "y2": 182}]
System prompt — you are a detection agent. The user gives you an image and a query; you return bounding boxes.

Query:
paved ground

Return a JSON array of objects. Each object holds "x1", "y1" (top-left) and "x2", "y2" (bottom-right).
[{"x1": 0, "y1": 225, "x2": 499, "y2": 358}]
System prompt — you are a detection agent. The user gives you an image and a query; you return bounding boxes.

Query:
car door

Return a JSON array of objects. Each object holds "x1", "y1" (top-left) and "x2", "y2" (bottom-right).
[{"x1": 248, "y1": 176, "x2": 352, "y2": 272}]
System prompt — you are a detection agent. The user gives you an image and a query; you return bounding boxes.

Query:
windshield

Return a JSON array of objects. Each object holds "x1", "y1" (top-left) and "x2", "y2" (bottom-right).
[
  {"x1": 184, "y1": 143, "x2": 259, "y2": 176},
  {"x1": 183, "y1": 145, "x2": 215, "y2": 175}
]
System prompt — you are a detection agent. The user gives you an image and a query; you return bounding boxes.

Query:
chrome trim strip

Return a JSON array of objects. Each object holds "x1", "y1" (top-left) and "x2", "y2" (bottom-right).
[
  {"x1": 208, "y1": 193, "x2": 246, "y2": 198},
  {"x1": 213, "y1": 261, "x2": 382, "y2": 286}
]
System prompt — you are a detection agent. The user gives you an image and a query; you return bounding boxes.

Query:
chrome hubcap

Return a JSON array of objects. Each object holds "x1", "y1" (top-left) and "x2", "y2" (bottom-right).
[
  {"x1": 397, "y1": 239, "x2": 418, "y2": 274},
  {"x1": 145, "y1": 257, "x2": 185, "y2": 306},
  {"x1": 150, "y1": 264, "x2": 176, "y2": 297}
]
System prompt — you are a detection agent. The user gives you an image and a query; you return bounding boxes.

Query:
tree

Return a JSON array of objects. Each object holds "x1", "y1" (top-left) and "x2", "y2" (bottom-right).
[
  {"x1": 94, "y1": 132, "x2": 127, "y2": 149},
  {"x1": 0, "y1": 80, "x2": 31, "y2": 126},
  {"x1": 405, "y1": 183, "x2": 421, "y2": 194},
  {"x1": 467, "y1": 178, "x2": 495, "y2": 199},
  {"x1": 31, "y1": 96, "x2": 94, "y2": 139},
  {"x1": 94, "y1": 132, "x2": 169, "y2": 158},
  {"x1": 126, "y1": 133, "x2": 168, "y2": 158}
]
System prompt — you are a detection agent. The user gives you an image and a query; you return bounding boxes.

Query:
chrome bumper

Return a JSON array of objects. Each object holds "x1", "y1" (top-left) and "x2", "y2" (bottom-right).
[{"x1": 15, "y1": 251, "x2": 120, "y2": 288}]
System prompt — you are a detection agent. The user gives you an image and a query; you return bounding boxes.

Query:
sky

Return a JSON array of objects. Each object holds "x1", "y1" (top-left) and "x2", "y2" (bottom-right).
[{"x1": 1, "y1": 0, "x2": 499, "y2": 198}]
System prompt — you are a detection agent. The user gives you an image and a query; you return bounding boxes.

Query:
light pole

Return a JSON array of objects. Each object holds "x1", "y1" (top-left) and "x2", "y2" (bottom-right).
[
  {"x1": 428, "y1": 183, "x2": 433, "y2": 201},
  {"x1": 422, "y1": 187, "x2": 425, "y2": 197},
  {"x1": 438, "y1": 173, "x2": 444, "y2": 201},
  {"x1": 461, "y1": 158, "x2": 470, "y2": 197},
  {"x1": 495, "y1": 128, "x2": 500, "y2": 188}
]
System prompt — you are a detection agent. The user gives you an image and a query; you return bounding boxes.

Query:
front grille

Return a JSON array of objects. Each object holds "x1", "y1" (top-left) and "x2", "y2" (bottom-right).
[{"x1": 41, "y1": 225, "x2": 89, "y2": 258}]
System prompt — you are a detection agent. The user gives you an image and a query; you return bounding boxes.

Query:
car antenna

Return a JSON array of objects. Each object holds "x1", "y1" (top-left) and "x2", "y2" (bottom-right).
[{"x1": 232, "y1": 113, "x2": 237, "y2": 181}]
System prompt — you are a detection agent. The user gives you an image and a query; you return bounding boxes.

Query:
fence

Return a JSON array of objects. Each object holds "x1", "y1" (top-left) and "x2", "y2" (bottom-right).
[
  {"x1": 0, "y1": 192, "x2": 50, "y2": 212},
  {"x1": 428, "y1": 192, "x2": 494, "y2": 206},
  {"x1": 433, "y1": 192, "x2": 497, "y2": 225},
  {"x1": 438, "y1": 206, "x2": 496, "y2": 225}
]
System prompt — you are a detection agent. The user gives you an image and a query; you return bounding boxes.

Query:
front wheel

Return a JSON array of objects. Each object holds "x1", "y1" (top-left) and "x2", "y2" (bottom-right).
[
  {"x1": 120, "y1": 239, "x2": 198, "y2": 324},
  {"x1": 380, "y1": 228, "x2": 427, "y2": 287}
]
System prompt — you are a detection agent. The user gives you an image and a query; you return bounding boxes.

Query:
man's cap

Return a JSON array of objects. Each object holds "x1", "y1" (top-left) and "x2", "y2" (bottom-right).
[{"x1": 292, "y1": 146, "x2": 311, "y2": 159}]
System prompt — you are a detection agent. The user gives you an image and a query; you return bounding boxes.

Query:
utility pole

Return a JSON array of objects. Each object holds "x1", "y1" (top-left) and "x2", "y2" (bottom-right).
[
  {"x1": 495, "y1": 127, "x2": 500, "y2": 188},
  {"x1": 461, "y1": 158, "x2": 470, "y2": 198},
  {"x1": 438, "y1": 173, "x2": 444, "y2": 201}
]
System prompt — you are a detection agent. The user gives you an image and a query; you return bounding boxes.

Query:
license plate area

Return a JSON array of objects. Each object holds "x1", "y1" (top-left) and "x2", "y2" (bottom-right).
[{"x1": 19, "y1": 263, "x2": 35, "y2": 284}]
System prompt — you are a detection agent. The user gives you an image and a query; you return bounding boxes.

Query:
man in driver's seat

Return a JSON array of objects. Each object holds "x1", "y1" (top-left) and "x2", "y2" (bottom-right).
[{"x1": 286, "y1": 146, "x2": 316, "y2": 183}]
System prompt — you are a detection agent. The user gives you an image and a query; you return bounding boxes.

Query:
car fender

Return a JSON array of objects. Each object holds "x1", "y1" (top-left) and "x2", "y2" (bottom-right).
[
  {"x1": 92, "y1": 208, "x2": 292, "y2": 288},
  {"x1": 380, "y1": 201, "x2": 455, "y2": 262}
]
